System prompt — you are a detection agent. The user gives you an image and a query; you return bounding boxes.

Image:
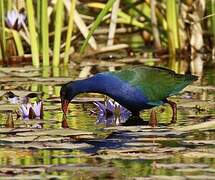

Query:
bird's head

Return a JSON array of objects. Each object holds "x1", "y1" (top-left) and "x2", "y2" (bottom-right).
[{"x1": 60, "y1": 82, "x2": 77, "y2": 115}]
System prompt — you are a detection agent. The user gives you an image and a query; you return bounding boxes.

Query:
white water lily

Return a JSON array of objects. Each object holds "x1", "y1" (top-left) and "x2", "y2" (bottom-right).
[
  {"x1": 19, "y1": 103, "x2": 32, "y2": 118},
  {"x1": 19, "y1": 101, "x2": 43, "y2": 119},
  {"x1": 94, "y1": 99, "x2": 131, "y2": 125},
  {"x1": 32, "y1": 101, "x2": 43, "y2": 117},
  {"x1": 5, "y1": 10, "x2": 26, "y2": 30}
]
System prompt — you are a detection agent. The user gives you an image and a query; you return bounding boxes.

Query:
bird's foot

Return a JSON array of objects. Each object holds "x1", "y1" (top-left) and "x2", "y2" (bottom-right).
[{"x1": 122, "y1": 115, "x2": 147, "y2": 126}]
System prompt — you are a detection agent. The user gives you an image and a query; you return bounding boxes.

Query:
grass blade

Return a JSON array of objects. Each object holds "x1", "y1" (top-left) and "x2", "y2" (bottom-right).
[
  {"x1": 11, "y1": 30, "x2": 24, "y2": 56},
  {"x1": 64, "y1": 0, "x2": 97, "y2": 50},
  {"x1": 80, "y1": 0, "x2": 116, "y2": 54},
  {"x1": 87, "y1": 2, "x2": 144, "y2": 28}
]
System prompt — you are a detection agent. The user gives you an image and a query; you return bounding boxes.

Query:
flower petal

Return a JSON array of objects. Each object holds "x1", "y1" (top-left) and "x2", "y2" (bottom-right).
[
  {"x1": 19, "y1": 103, "x2": 32, "y2": 118},
  {"x1": 94, "y1": 101, "x2": 106, "y2": 116},
  {"x1": 33, "y1": 101, "x2": 43, "y2": 117},
  {"x1": 106, "y1": 99, "x2": 115, "y2": 112}
]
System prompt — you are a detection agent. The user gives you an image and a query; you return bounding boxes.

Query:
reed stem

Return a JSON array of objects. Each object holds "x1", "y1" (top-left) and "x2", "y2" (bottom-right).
[
  {"x1": 26, "y1": 0, "x2": 40, "y2": 67},
  {"x1": 107, "y1": 0, "x2": 120, "y2": 46},
  {"x1": 11, "y1": 30, "x2": 24, "y2": 56},
  {"x1": 211, "y1": 0, "x2": 215, "y2": 45},
  {"x1": 150, "y1": 0, "x2": 161, "y2": 49},
  {"x1": 53, "y1": 0, "x2": 64, "y2": 67},
  {"x1": 0, "y1": 0, "x2": 6, "y2": 62},
  {"x1": 166, "y1": 0, "x2": 179, "y2": 68},
  {"x1": 64, "y1": 0, "x2": 76, "y2": 65},
  {"x1": 41, "y1": 0, "x2": 49, "y2": 66}
]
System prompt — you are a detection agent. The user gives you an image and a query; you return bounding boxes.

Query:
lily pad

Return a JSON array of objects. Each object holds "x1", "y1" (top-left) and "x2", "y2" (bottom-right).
[
  {"x1": 47, "y1": 164, "x2": 115, "y2": 172},
  {"x1": 154, "y1": 163, "x2": 209, "y2": 169},
  {"x1": 134, "y1": 175, "x2": 215, "y2": 180},
  {"x1": 8, "y1": 142, "x2": 93, "y2": 149},
  {"x1": 0, "y1": 128, "x2": 35, "y2": 134},
  {"x1": 15, "y1": 128, "x2": 94, "y2": 137},
  {"x1": 183, "y1": 152, "x2": 215, "y2": 158},
  {"x1": 182, "y1": 140, "x2": 215, "y2": 146},
  {"x1": 95, "y1": 147, "x2": 185, "y2": 160},
  {"x1": 0, "y1": 135, "x2": 66, "y2": 142}
]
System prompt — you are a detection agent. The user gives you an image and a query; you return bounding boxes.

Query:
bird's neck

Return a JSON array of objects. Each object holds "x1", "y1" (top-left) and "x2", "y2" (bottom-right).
[{"x1": 73, "y1": 76, "x2": 107, "y2": 94}]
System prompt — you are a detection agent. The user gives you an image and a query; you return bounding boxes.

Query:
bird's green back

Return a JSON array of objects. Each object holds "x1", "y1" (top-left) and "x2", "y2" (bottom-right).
[{"x1": 105, "y1": 66, "x2": 197, "y2": 105}]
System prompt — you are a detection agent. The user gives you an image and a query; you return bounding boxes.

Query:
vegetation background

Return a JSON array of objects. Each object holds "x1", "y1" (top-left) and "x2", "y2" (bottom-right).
[{"x1": 0, "y1": 0, "x2": 214, "y2": 76}]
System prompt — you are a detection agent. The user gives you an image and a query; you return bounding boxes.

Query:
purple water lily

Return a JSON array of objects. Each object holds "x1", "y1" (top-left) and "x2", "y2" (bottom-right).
[
  {"x1": 19, "y1": 101, "x2": 43, "y2": 120},
  {"x1": 5, "y1": 10, "x2": 26, "y2": 30},
  {"x1": 94, "y1": 99, "x2": 131, "y2": 125}
]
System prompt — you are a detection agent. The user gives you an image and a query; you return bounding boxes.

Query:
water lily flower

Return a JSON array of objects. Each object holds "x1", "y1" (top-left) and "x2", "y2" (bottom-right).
[
  {"x1": 19, "y1": 101, "x2": 43, "y2": 120},
  {"x1": 94, "y1": 99, "x2": 131, "y2": 125},
  {"x1": 5, "y1": 9, "x2": 26, "y2": 30}
]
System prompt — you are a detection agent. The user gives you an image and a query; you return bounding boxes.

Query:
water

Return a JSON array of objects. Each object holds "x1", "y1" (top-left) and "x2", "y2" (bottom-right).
[{"x1": 0, "y1": 66, "x2": 214, "y2": 179}]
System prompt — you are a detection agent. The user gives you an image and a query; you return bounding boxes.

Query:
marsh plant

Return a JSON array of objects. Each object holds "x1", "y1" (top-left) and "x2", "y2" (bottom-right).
[
  {"x1": 94, "y1": 99, "x2": 131, "y2": 125},
  {"x1": 0, "y1": 0, "x2": 214, "y2": 72},
  {"x1": 19, "y1": 101, "x2": 43, "y2": 120}
]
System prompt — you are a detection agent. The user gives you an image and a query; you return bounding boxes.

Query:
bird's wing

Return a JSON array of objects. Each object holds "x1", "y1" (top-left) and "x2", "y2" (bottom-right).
[{"x1": 107, "y1": 66, "x2": 196, "y2": 105}]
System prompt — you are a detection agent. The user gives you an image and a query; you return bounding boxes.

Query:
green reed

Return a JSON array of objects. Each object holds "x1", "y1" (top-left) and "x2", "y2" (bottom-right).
[
  {"x1": 211, "y1": 0, "x2": 215, "y2": 45},
  {"x1": 64, "y1": 0, "x2": 76, "y2": 65},
  {"x1": 166, "y1": 0, "x2": 179, "y2": 68},
  {"x1": 41, "y1": 0, "x2": 49, "y2": 66},
  {"x1": 53, "y1": 0, "x2": 64, "y2": 67},
  {"x1": 0, "y1": 0, "x2": 6, "y2": 61},
  {"x1": 26, "y1": 0, "x2": 40, "y2": 67},
  {"x1": 80, "y1": 0, "x2": 116, "y2": 54},
  {"x1": 11, "y1": 30, "x2": 24, "y2": 56}
]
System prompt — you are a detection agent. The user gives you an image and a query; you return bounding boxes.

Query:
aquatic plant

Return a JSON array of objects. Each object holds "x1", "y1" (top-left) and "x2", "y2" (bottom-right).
[
  {"x1": 19, "y1": 101, "x2": 43, "y2": 119},
  {"x1": 0, "y1": 0, "x2": 214, "y2": 69},
  {"x1": 26, "y1": 0, "x2": 40, "y2": 68},
  {"x1": 5, "y1": 10, "x2": 26, "y2": 30},
  {"x1": 94, "y1": 99, "x2": 131, "y2": 125}
]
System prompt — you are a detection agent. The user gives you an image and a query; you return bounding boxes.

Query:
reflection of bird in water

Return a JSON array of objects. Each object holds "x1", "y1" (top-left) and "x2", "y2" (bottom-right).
[
  {"x1": 3, "y1": 91, "x2": 39, "y2": 104},
  {"x1": 60, "y1": 66, "x2": 197, "y2": 125}
]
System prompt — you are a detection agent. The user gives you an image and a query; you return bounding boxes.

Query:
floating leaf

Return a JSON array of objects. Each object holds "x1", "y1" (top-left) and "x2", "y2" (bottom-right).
[{"x1": 8, "y1": 142, "x2": 93, "y2": 150}]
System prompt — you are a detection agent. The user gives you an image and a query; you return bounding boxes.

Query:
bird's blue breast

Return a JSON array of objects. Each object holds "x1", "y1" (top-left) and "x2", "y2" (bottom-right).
[{"x1": 92, "y1": 73, "x2": 155, "y2": 112}]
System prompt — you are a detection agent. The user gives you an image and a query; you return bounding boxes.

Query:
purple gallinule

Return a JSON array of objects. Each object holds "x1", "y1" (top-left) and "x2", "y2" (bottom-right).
[{"x1": 60, "y1": 66, "x2": 197, "y2": 124}]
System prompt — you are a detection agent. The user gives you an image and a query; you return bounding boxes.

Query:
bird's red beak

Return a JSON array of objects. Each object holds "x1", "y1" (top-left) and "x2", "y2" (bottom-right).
[{"x1": 61, "y1": 99, "x2": 69, "y2": 114}]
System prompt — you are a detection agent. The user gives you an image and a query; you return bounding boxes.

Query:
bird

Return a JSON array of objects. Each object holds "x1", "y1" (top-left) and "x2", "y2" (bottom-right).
[{"x1": 60, "y1": 66, "x2": 197, "y2": 124}]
